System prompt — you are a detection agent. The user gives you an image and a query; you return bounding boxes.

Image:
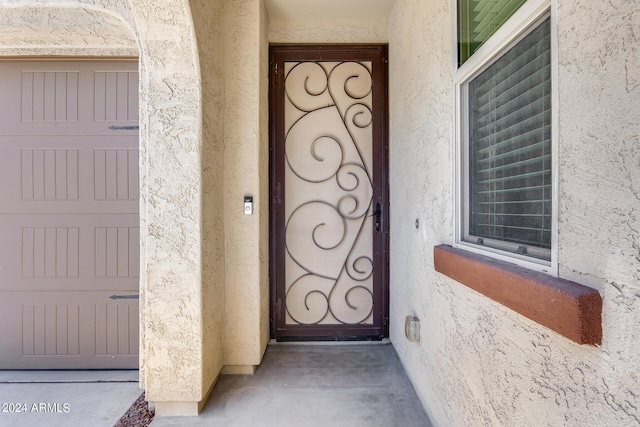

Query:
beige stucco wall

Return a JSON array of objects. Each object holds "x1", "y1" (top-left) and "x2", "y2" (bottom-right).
[
  {"x1": 269, "y1": 18, "x2": 388, "y2": 43},
  {"x1": 387, "y1": 1, "x2": 453, "y2": 423},
  {"x1": 128, "y1": 0, "x2": 222, "y2": 415},
  {"x1": 388, "y1": 0, "x2": 640, "y2": 425},
  {"x1": 189, "y1": 0, "x2": 226, "y2": 407},
  {"x1": 259, "y1": 0, "x2": 271, "y2": 357},
  {"x1": 0, "y1": 3, "x2": 137, "y2": 56},
  {"x1": 221, "y1": 0, "x2": 269, "y2": 369}
]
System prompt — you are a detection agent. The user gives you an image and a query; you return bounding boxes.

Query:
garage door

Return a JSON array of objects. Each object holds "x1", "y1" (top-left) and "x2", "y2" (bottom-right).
[{"x1": 0, "y1": 60, "x2": 139, "y2": 369}]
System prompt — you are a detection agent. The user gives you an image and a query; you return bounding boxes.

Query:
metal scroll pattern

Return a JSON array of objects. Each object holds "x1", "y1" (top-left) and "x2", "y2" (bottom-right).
[{"x1": 284, "y1": 61, "x2": 374, "y2": 325}]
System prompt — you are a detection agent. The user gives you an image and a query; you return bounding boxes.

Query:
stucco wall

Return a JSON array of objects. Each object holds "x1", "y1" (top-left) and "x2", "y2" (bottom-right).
[
  {"x1": 128, "y1": 0, "x2": 211, "y2": 413},
  {"x1": 388, "y1": 0, "x2": 640, "y2": 425},
  {"x1": 387, "y1": 0, "x2": 454, "y2": 423},
  {"x1": 259, "y1": 0, "x2": 271, "y2": 355},
  {"x1": 222, "y1": 0, "x2": 269, "y2": 368},
  {"x1": 0, "y1": 4, "x2": 137, "y2": 56},
  {"x1": 269, "y1": 19, "x2": 388, "y2": 44},
  {"x1": 189, "y1": 0, "x2": 226, "y2": 401}
]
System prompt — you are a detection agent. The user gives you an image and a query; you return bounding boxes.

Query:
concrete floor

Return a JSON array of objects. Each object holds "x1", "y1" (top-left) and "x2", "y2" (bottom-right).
[
  {"x1": 152, "y1": 343, "x2": 432, "y2": 427},
  {"x1": 0, "y1": 370, "x2": 141, "y2": 427}
]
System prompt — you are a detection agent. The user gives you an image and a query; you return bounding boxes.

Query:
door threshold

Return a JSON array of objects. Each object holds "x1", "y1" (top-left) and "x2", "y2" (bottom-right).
[{"x1": 269, "y1": 338, "x2": 390, "y2": 346}]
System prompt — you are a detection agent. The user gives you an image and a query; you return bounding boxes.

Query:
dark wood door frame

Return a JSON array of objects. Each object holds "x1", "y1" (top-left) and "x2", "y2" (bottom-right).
[{"x1": 269, "y1": 45, "x2": 389, "y2": 340}]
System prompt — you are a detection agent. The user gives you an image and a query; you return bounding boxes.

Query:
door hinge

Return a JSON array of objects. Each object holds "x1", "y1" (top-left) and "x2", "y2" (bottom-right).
[
  {"x1": 274, "y1": 62, "x2": 278, "y2": 75},
  {"x1": 274, "y1": 298, "x2": 282, "y2": 321}
]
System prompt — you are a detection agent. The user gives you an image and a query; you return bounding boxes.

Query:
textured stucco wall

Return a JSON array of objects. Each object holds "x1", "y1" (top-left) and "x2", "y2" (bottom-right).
[
  {"x1": 259, "y1": 0, "x2": 271, "y2": 355},
  {"x1": 269, "y1": 19, "x2": 388, "y2": 44},
  {"x1": 222, "y1": 0, "x2": 269, "y2": 367},
  {"x1": 555, "y1": 0, "x2": 640, "y2": 423},
  {"x1": 0, "y1": 1, "x2": 138, "y2": 56},
  {"x1": 128, "y1": 0, "x2": 208, "y2": 410},
  {"x1": 388, "y1": 0, "x2": 640, "y2": 425},
  {"x1": 387, "y1": 0, "x2": 454, "y2": 423},
  {"x1": 189, "y1": 0, "x2": 226, "y2": 399},
  {"x1": 0, "y1": 4, "x2": 137, "y2": 56}
]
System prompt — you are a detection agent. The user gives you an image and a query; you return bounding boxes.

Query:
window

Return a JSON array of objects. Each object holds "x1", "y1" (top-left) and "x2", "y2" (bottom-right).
[
  {"x1": 458, "y1": 0, "x2": 527, "y2": 65},
  {"x1": 456, "y1": 1, "x2": 554, "y2": 269}
]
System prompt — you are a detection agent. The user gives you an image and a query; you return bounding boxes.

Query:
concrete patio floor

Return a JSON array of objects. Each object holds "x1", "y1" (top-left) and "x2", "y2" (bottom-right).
[
  {"x1": 0, "y1": 344, "x2": 431, "y2": 427},
  {"x1": 152, "y1": 343, "x2": 432, "y2": 427},
  {"x1": 0, "y1": 370, "x2": 140, "y2": 427}
]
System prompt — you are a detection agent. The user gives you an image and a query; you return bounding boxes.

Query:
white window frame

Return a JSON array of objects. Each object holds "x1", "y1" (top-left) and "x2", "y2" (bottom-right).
[{"x1": 454, "y1": 0, "x2": 559, "y2": 276}]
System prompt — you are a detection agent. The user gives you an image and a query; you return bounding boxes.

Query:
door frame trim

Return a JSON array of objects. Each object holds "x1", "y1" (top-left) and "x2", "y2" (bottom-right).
[{"x1": 268, "y1": 44, "x2": 390, "y2": 340}]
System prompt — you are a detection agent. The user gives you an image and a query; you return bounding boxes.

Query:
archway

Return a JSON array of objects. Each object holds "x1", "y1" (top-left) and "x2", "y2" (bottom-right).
[{"x1": 0, "y1": 0, "x2": 218, "y2": 414}]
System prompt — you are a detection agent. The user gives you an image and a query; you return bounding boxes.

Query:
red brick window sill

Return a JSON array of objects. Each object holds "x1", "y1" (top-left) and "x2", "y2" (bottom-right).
[{"x1": 433, "y1": 245, "x2": 602, "y2": 345}]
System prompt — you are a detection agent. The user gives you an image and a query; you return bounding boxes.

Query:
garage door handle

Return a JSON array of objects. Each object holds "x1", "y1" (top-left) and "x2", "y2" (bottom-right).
[
  {"x1": 108, "y1": 125, "x2": 139, "y2": 131},
  {"x1": 109, "y1": 294, "x2": 139, "y2": 300}
]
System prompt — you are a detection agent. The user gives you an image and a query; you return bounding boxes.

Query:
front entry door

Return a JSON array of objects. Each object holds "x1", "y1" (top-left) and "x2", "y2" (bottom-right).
[{"x1": 270, "y1": 46, "x2": 388, "y2": 340}]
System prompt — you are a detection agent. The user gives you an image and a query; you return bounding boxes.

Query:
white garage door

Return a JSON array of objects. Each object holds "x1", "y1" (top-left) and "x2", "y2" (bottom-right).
[{"x1": 0, "y1": 60, "x2": 139, "y2": 369}]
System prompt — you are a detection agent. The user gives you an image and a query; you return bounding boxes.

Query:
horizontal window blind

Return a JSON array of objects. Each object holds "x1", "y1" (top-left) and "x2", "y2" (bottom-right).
[
  {"x1": 468, "y1": 17, "x2": 551, "y2": 257},
  {"x1": 458, "y1": 0, "x2": 527, "y2": 65}
]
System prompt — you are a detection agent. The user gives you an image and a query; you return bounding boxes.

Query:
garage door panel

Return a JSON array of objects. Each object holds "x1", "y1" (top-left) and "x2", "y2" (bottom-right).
[
  {"x1": 5, "y1": 224, "x2": 82, "y2": 282},
  {"x1": 95, "y1": 302, "x2": 139, "y2": 356},
  {"x1": 0, "y1": 61, "x2": 138, "y2": 137},
  {"x1": 1, "y1": 60, "x2": 139, "y2": 369},
  {"x1": 94, "y1": 70, "x2": 139, "y2": 123},
  {"x1": 20, "y1": 70, "x2": 79, "y2": 124},
  {"x1": 94, "y1": 226, "x2": 140, "y2": 279},
  {"x1": 0, "y1": 214, "x2": 139, "y2": 291},
  {"x1": 0, "y1": 292, "x2": 138, "y2": 369},
  {"x1": 94, "y1": 147, "x2": 140, "y2": 201},
  {"x1": 20, "y1": 226, "x2": 80, "y2": 280},
  {"x1": 21, "y1": 146, "x2": 80, "y2": 203},
  {"x1": 0, "y1": 136, "x2": 138, "y2": 213},
  {"x1": 20, "y1": 302, "x2": 81, "y2": 356}
]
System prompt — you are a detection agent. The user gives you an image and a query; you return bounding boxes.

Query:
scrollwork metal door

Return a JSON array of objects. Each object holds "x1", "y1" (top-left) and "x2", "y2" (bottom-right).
[{"x1": 270, "y1": 46, "x2": 389, "y2": 340}]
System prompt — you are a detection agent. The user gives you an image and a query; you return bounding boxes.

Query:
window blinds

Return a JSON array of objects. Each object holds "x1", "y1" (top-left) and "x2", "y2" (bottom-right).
[
  {"x1": 458, "y1": 0, "x2": 527, "y2": 65},
  {"x1": 468, "y1": 17, "x2": 551, "y2": 256}
]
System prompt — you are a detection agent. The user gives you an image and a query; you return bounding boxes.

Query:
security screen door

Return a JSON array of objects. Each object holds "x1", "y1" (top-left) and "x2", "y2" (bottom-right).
[{"x1": 270, "y1": 46, "x2": 389, "y2": 340}]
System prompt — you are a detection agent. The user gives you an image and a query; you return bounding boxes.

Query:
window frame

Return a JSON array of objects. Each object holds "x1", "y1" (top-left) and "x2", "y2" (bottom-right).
[{"x1": 454, "y1": 0, "x2": 558, "y2": 276}]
